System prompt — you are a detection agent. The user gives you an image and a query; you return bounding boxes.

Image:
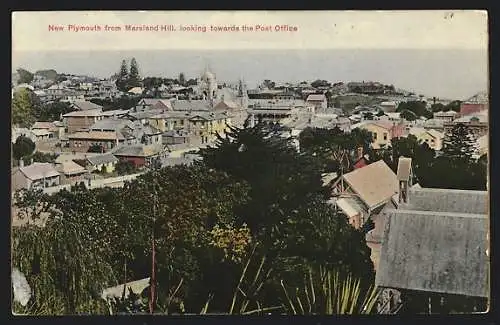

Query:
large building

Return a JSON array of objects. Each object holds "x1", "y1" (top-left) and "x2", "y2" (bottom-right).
[{"x1": 376, "y1": 186, "x2": 489, "y2": 313}]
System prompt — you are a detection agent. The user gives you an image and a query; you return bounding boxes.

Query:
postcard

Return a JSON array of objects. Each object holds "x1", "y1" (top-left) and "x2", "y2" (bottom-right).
[{"x1": 11, "y1": 10, "x2": 489, "y2": 316}]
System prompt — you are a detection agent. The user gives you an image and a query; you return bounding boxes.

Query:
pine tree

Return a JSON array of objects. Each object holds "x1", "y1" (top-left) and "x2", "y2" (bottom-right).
[
  {"x1": 442, "y1": 123, "x2": 476, "y2": 164},
  {"x1": 116, "y1": 60, "x2": 129, "y2": 92},
  {"x1": 128, "y1": 58, "x2": 141, "y2": 89},
  {"x1": 178, "y1": 73, "x2": 186, "y2": 86}
]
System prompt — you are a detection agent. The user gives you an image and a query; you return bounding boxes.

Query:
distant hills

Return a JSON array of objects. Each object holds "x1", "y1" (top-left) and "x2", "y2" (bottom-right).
[{"x1": 35, "y1": 69, "x2": 58, "y2": 81}]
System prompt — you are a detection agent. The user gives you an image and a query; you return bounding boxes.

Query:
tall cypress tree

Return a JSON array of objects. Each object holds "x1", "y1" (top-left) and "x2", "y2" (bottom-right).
[
  {"x1": 128, "y1": 58, "x2": 141, "y2": 89},
  {"x1": 116, "y1": 60, "x2": 129, "y2": 92}
]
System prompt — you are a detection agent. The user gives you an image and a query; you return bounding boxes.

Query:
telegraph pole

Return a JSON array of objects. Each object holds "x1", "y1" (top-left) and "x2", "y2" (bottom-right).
[{"x1": 149, "y1": 158, "x2": 160, "y2": 314}]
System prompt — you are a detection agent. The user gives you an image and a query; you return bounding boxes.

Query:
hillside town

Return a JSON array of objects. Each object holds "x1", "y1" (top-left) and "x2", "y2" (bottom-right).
[{"x1": 11, "y1": 59, "x2": 489, "y2": 315}]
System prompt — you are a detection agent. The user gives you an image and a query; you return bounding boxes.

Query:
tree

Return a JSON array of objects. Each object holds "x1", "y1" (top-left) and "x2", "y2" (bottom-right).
[
  {"x1": 311, "y1": 80, "x2": 331, "y2": 88},
  {"x1": 186, "y1": 78, "x2": 198, "y2": 86},
  {"x1": 116, "y1": 60, "x2": 129, "y2": 92},
  {"x1": 400, "y1": 109, "x2": 417, "y2": 121},
  {"x1": 128, "y1": 58, "x2": 141, "y2": 89},
  {"x1": 17, "y1": 68, "x2": 34, "y2": 84},
  {"x1": 12, "y1": 88, "x2": 36, "y2": 128},
  {"x1": 396, "y1": 101, "x2": 433, "y2": 119},
  {"x1": 262, "y1": 80, "x2": 275, "y2": 90},
  {"x1": 33, "y1": 101, "x2": 74, "y2": 122},
  {"x1": 441, "y1": 123, "x2": 476, "y2": 164},
  {"x1": 115, "y1": 160, "x2": 136, "y2": 175},
  {"x1": 13, "y1": 136, "x2": 36, "y2": 161},
  {"x1": 445, "y1": 100, "x2": 462, "y2": 113},
  {"x1": 178, "y1": 73, "x2": 186, "y2": 86},
  {"x1": 87, "y1": 144, "x2": 104, "y2": 153},
  {"x1": 430, "y1": 103, "x2": 445, "y2": 112},
  {"x1": 35, "y1": 69, "x2": 58, "y2": 81}
]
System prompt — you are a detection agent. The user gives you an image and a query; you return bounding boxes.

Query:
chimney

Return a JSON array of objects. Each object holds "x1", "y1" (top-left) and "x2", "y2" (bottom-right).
[
  {"x1": 397, "y1": 157, "x2": 413, "y2": 204},
  {"x1": 19, "y1": 159, "x2": 24, "y2": 168}
]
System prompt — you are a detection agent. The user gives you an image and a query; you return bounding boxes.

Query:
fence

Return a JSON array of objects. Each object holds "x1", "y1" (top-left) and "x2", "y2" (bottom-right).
[{"x1": 43, "y1": 172, "x2": 145, "y2": 195}]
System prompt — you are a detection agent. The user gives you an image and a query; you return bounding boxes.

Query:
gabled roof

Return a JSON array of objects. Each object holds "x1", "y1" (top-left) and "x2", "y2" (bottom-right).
[
  {"x1": 63, "y1": 108, "x2": 103, "y2": 117},
  {"x1": 342, "y1": 160, "x2": 399, "y2": 209},
  {"x1": 71, "y1": 101, "x2": 103, "y2": 111},
  {"x1": 86, "y1": 153, "x2": 119, "y2": 165},
  {"x1": 306, "y1": 94, "x2": 326, "y2": 102},
  {"x1": 67, "y1": 131, "x2": 124, "y2": 141},
  {"x1": 376, "y1": 208, "x2": 488, "y2": 298},
  {"x1": 32, "y1": 122, "x2": 55, "y2": 130},
  {"x1": 18, "y1": 163, "x2": 60, "y2": 180},
  {"x1": 171, "y1": 100, "x2": 213, "y2": 111},
  {"x1": 112, "y1": 144, "x2": 164, "y2": 157},
  {"x1": 90, "y1": 118, "x2": 134, "y2": 132},
  {"x1": 56, "y1": 160, "x2": 87, "y2": 175}
]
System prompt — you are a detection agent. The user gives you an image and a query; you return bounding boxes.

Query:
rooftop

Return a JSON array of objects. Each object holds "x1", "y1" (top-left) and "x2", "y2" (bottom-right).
[
  {"x1": 17, "y1": 163, "x2": 60, "y2": 180},
  {"x1": 342, "y1": 160, "x2": 399, "y2": 209}
]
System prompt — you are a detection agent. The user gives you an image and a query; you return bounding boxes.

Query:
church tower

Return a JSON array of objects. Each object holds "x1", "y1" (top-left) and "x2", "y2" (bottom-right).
[
  {"x1": 237, "y1": 78, "x2": 249, "y2": 109},
  {"x1": 199, "y1": 64, "x2": 218, "y2": 103}
]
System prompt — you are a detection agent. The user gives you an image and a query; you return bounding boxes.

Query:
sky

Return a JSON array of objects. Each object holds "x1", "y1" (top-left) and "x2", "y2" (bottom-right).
[{"x1": 12, "y1": 11, "x2": 488, "y2": 100}]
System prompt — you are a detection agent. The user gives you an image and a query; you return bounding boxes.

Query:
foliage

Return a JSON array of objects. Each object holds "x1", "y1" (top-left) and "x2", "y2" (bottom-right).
[
  {"x1": 441, "y1": 123, "x2": 476, "y2": 164},
  {"x1": 281, "y1": 266, "x2": 380, "y2": 315},
  {"x1": 35, "y1": 69, "x2": 58, "y2": 81},
  {"x1": 13, "y1": 136, "x2": 36, "y2": 161},
  {"x1": 12, "y1": 88, "x2": 36, "y2": 128},
  {"x1": 178, "y1": 73, "x2": 186, "y2": 86},
  {"x1": 22, "y1": 151, "x2": 58, "y2": 166},
  {"x1": 299, "y1": 127, "x2": 372, "y2": 173},
  {"x1": 87, "y1": 144, "x2": 104, "y2": 153},
  {"x1": 400, "y1": 109, "x2": 417, "y2": 121},
  {"x1": 33, "y1": 100, "x2": 74, "y2": 121},
  {"x1": 208, "y1": 223, "x2": 252, "y2": 264},
  {"x1": 396, "y1": 101, "x2": 433, "y2": 119},
  {"x1": 311, "y1": 80, "x2": 331, "y2": 88},
  {"x1": 116, "y1": 60, "x2": 129, "y2": 92},
  {"x1": 115, "y1": 160, "x2": 137, "y2": 175},
  {"x1": 128, "y1": 58, "x2": 142, "y2": 89},
  {"x1": 17, "y1": 68, "x2": 34, "y2": 84},
  {"x1": 262, "y1": 79, "x2": 275, "y2": 89},
  {"x1": 90, "y1": 96, "x2": 140, "y2": 111}
]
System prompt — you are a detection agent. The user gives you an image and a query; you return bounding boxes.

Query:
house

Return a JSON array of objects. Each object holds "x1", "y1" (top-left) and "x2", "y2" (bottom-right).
[
  {"x1": 354, "y1": 121, "x2": 405, "y2": 149},
  {"x1": 55, "y1": 160, "x2": 87, "y2": 181},
  {"x1": 408, "y1": 127, "x2": 444, "y2": 151},
  {"x1": 379, "y1": 101, "x2": 398, "y2": 112},
  {"x1": 70, "y1": 100, "x2": 103, "y2": 111},
  {"x1": 86, "y1": 153, "x2": 119, "y2": 173},
  {"x1": 444, "y1": 111, "x2": 488, "y2": 140},
  {"x1": 67, "y1": 131, "x2": 126, "y2": 153},
  {"x1": 137, "y1": 98, "x2": 172, "y2": 111},
  {"x1": 127, "y1": 87, "x2": 144, "y2": 95},
  {"x1": 460, "y1": 92, "x2": 488, "y2": 116},
  {"x1": 30, "y1": 129, "x2": 52, "y2": 141},
  {"x1": 63, "y1": 109, "x2": 105, "y2": 134},
  {"x1": 45, "y1": 84, "x2": 68, "y2": 99},
  {"x1": 162, "y1": 130, "x2": 191, "y2": 145},
  {"x1": 31, "y1": 122, "x2": 61, "y2": 139},
  {"x1": 331, "y1": 160, "x2": 399, "y2": 229},
  {"x1": 433, "y1": 110, "x2": 458, "y2": 122},
  {"x1": 112, "y1": 144, "x2": 167, "y2": 168},
  {"x1": 306, "y1": 94, "x2": 327, "y2": 111},
  {"x1": 12, "y1": 162, "x2": 61, "y2": 192},
  {"x1": 376, "y1": 187, "x2": 488, "y2": 313}
]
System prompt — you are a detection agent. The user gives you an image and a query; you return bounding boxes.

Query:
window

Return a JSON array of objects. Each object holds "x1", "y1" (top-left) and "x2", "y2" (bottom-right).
[
  {"x1": 431, "y1": 139, "x2": 435, "y2": 143},
  {"x1": 373, "y1": 132, "x2": 377, "y2": 140},
  {"x1": 383, "y1": 133, "x2": 388, "y2": 141}
]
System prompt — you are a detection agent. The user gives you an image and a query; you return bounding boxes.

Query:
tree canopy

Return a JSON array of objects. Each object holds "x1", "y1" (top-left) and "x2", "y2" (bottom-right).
[
  {"x1": 12, "y1": 88, "x2": 36, "y2": 128},
  {"x1": 13, "y1": 136, "x2": 36, "y2": 161},
  {"x1": 17, "y1": 68, "x2": 34, "y2": 84}
]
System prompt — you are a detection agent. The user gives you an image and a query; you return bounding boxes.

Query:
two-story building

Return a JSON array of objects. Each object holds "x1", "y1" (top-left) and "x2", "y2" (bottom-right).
[
  {"x1": 354, "y1": 121, "x2": 405, "y2": 149},
  {"x1": 305, "y1": 94, "x2": 327, "y2": 111},
  {"x1": 63, "y1": 109, "x2": 105, "y2": 134}
]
